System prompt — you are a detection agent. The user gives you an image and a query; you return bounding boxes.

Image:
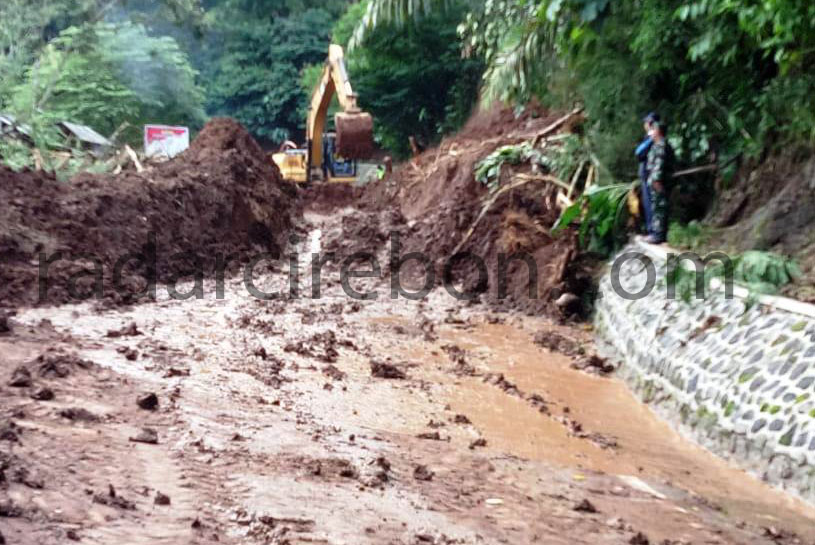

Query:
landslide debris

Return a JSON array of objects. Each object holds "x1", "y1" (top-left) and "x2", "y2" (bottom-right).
[
  {"x1": 0, "y1": 118, "x2": 296, "y2": 307},
  {"x1": 318, "y1": 104, "x2": 596, "y2": 317}
]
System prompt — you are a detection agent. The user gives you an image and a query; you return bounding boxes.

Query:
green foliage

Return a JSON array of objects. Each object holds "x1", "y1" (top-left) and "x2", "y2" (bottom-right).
[
  {"x1": 358, "y1": 0, "x2": 815, "y2": 177},
  {"x1": 667, "y1": 220, "x2": 713, "y2": 250},
  {"x1": 537, "y1": 134, "x2": 588, "y2": 181},
  {"x1": 475, "y1": 142, "x2": 536, "y2": 191},
  {"x1": 732, "y1": 251, "x2": 801, "y2": 293},
  {"x1": 553, "y1": 182, "x2": 633, "y2": 255},
  {"x1": 350, "y1": 0, "x2": 448, "y2": 48},
  {"x1": 203, "y1": 7, "x2": 336, "y2": 143},
  {"x1": 666, "y1": 250, "x2": 801, "y2": 302},
  {"x1": 475, "y1": 134, "x2": 588, "y2": 191},
  {"x1": 345, "y1": 1, "x2": 483, "y2": 157},
  {"x1": 11, "y1": 22, "x2": 205, "y2": 144},
  {"x1": 0, "y1": 0, "x2": 99, "y2": 108},
  {"x1": 0, "y1": 138, "x2": 35, "y2": 171},
  {"x1": 334, "y1": 0, "x2": 370, "y2": 46}
]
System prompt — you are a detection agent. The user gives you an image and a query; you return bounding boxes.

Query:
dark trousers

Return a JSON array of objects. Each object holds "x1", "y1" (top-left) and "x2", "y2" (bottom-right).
[
  {"x1": 640, "y1": 178, "x2": 653, "y2": 235},
  {"x1": 649, "y1": 183, "x2": 669, "y2": 241}
]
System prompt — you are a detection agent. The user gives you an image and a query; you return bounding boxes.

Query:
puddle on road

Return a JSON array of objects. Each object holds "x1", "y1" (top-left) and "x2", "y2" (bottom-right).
[{"x1": 379, "y1": 317, "x2": 815, "y2": 537}]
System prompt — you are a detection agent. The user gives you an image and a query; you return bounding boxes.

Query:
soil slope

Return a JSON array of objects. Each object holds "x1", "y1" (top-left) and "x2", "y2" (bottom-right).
[
  {"x1": 327, "y1": 105, "x2": 593, "y2": 318},
  {"x1": 0, "y1": 118, "x2": 296, "y2": 307}
]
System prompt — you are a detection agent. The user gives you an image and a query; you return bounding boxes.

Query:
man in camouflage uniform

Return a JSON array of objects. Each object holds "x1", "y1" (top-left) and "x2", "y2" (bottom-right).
[{"x1": 645, "y1": 121, "x2": 671, "y2": 243}]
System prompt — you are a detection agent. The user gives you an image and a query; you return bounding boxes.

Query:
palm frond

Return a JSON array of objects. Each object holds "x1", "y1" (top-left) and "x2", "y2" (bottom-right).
[{"x1": 350, "y1": 0, "x2": 449, "y2": 50}]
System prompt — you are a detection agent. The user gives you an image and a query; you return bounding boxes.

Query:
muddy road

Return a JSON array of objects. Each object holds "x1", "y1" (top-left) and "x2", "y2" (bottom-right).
[{"x1": 2, "y1": 206, "x2": 815, "y2": 545}]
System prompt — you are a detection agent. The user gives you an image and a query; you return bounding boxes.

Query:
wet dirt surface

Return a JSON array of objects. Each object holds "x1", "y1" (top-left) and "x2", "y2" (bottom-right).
[{"x1": 2, "y1": 207, "x2": 815, "y2": 545}]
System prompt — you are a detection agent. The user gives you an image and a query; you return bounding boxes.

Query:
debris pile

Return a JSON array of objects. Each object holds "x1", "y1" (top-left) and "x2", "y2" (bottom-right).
[
  {"x1": 0, "y1": 118, "x2": 296, "y2": 307},
  {"x1": 335, "y1": 105, "x2": 596, "y2": 316}
]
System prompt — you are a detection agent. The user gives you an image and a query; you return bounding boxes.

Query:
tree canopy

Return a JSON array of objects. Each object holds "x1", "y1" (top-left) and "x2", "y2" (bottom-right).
[
  {"x1": 356, "y1": 0, "x2": 815, "y2": 174},
  {"x1": 2, "y1": 0, "x2": 815, "y2": 173}
]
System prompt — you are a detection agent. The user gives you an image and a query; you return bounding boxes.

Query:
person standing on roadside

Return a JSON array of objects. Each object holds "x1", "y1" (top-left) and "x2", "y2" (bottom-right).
[
  {"x1": 645, "y1": 120, "x2": 672, "y2": 244},
  {"x1": 635, "y1": 112, "x2": 659, "y2": 236}
]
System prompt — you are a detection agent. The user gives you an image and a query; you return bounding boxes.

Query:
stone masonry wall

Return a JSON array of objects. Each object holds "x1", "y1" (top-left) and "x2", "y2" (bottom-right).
[{"x1": 594, "y1": 242, "x2": 815, "y2": 503}]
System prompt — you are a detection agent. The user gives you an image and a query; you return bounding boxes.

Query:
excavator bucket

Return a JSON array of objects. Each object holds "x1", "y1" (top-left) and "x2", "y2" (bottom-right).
[{"x1": 335, "y1": 111, "x2": 374, "y2": 159}]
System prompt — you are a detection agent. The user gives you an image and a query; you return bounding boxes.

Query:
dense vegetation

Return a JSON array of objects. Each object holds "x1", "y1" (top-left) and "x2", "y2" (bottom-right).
[
  {"x1": 0, "y1": 0, "x2": 482, "y2": 159},
  {"x1": 356, "y1": 0, "x2": 815, "y2": 175},
  {"x1": 2, "y1": 0, "x2": 815, "y2": 182}
]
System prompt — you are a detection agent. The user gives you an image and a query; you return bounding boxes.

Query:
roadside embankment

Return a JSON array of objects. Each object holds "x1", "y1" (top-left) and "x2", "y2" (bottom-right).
[{"x1": 595, "y1": 240, "x2": 815, "y2": 504}]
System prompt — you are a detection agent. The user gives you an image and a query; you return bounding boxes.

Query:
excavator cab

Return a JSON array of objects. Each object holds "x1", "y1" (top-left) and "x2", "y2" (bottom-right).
[
  {"x1": 321, "y1": 132, "x2": 357, "y2": 182},
  {"x1": 271, "y1": 44, "x2": 374, "y2": 184}
]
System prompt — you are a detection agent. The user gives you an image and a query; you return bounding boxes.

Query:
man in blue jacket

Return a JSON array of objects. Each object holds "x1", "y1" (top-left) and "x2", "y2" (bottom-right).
[{"x1": 635, "y1": 112, "x2": 659, "y2": 236}]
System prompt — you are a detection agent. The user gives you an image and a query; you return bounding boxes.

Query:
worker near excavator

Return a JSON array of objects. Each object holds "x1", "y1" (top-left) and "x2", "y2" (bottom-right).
[
  {"x1": 635, "y1": 112, "x2": 659, "y2": 237},
  {"x1": 645, "y1": 120, "x2": 672, "y2": 244}
]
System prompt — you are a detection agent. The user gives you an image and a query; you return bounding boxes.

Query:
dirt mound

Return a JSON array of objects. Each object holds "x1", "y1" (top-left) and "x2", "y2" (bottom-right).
[
  {"x1": 0, "y1": 118, "x2": 297, "y2": 307},
  {"x1": 710, "y1": 152, "x2": 815, "y2": 300},
  {"x1": 345, "y1": 104, "x2": 592, "y2": 316}
]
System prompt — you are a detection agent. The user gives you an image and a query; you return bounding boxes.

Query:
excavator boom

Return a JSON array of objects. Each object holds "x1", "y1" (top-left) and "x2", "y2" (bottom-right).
[
  {"x1": 272, "y1": 44, "x2": 373, "y2": 183},
  {"x1": 307, "y1": 44, "x2": 373, "y2": 166}
]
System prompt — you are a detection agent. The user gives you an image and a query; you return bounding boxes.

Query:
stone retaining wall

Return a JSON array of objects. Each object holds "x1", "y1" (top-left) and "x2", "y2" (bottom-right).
[{"x1": 594, "y1": 242, "x2": 815, "y2": 503}]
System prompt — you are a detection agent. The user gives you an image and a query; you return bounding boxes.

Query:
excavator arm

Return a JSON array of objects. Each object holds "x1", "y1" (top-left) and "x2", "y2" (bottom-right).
[{"x1": 306, "y1": 44, "x2": 373, "y2": 172}]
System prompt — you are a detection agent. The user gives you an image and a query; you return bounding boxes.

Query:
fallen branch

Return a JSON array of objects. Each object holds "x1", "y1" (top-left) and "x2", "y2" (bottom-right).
[
  {"x1": 124, "y1": 144, "x2": 144, "y2": 173},
  {"x1": 108, "y1": 122, "x2": 130, "y2": 144},
  {"x1": 557, "y1": 192, "x2": 574, "y2": 209},
  {"x1": 32, "y1": 149, "x2": 44, "y2": 171},
  {"x1": 671, "y1": 154, "x2": 740, "y2": 179},
  {"x1": 532, "y1": 107, "x2": 584, "y2": 147},
  {"x1": 567, "y1": 160, "x2": 587, "y2": 200},
  {"x1": 451, "y1": 174, "x2": 569, "y2": 256}
]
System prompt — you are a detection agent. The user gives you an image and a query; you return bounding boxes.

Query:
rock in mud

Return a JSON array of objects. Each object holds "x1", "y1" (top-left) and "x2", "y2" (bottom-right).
[
  {"x1": 11, "y1": 466, "x2": 44, "y2": 489},
  {"x1": 483, "y1": 373, "x2": 521, "y2": 396},
  {"x1": 573, "y1": 499, "x2": 598, "y2": 513},
  {"x1": 106, "y1": 322, "x2": 142, "y2": 337},
  {"x1": 155, "y1": 492, "x2": 171, "y2": 506},
  {"x1": 527, "y1": 393, "x2": 550, "y2": 414},
  {"x1": 417, "y1": 431, "x2": 442, "y2": 441},
  {"x1": 37, "y1": 351, "x2": 92, "y2": 378},
  {"x1": 130, "y1": 427, "x2": 159, "y2": 444},
  {"x1": 571, "y1": 354, "x2": 615, "y2": 375},
  {"x1": 370, "y1": 360, "x2": 407, "y2": 380},
  {"x1": 0, "y1": 421, "x2": 22, "y2": 442},
  {"x1": 322, "y1": 364, "x2": 346, "y2": 381},
  {"x1": 453, "y1": 414, "x2": 471, "y2": 425},
  {"x1": 629, "y1": 532, "x2": 650, "y2": 545},
  {"x1": 94, "y1": 484, "x2": 136, "y2": 510},
  {"x1": 0, "y1": 499, "x2": 23, "y2": 517},
  {"x1": 117, "y1": 346, "x2": 139, "y2": 360},
  {"x1": 413, "y1": 465, "x2": 434, "y2": 481},
  {"x1": 469, "y1": 438, "x2": 487, "y2": 450},
  {"x1": 137, "y1": 393, "x2": 159, "y2": 411},
  {"x1": 60, "y1": 407, "x2": 100, "y2": 422},
  {"x1": 0, "y1": 311, "x2": 11, "y2": 334},
  {"x1": 533, "y1": 331, "x2": 581, "y2": 355},
  {"x1": 8, "y1": 366, "x2": 32, "y2": 387},
  {"x1": 555, "y1": 292, "x2": 581, "y2": 310},
  {"x1": 30, "y1": 387, "x2": 54, "y2": 401}
]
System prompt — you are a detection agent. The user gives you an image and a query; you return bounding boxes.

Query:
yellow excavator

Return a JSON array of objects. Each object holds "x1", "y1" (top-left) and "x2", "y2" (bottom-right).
[{"x1": 272, "y1": 44, "x2": 374, "y2": 183}]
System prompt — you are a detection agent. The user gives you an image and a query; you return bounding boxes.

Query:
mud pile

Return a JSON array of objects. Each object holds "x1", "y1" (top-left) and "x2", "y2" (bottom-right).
[
  {"x1": 0, "y1": 118, "x2": 297, "y2": 307},
  {"x1": 344, "y1": 105, "x2": 592, "y2": 316}
]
